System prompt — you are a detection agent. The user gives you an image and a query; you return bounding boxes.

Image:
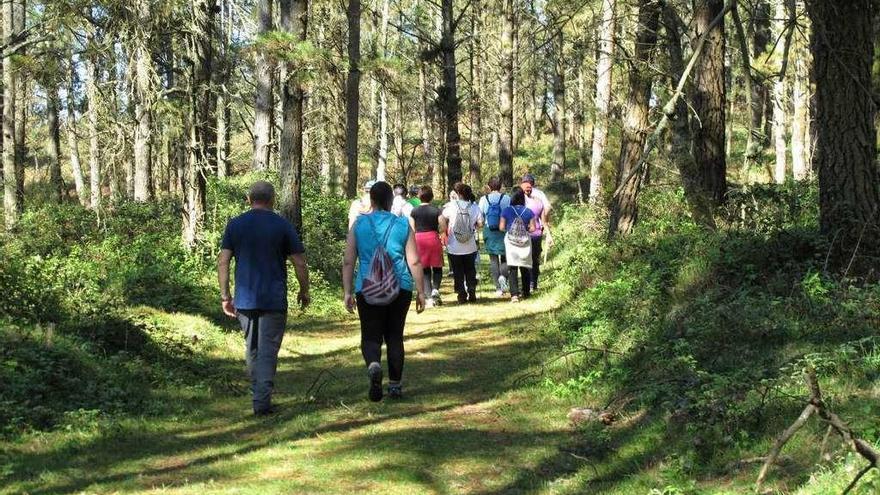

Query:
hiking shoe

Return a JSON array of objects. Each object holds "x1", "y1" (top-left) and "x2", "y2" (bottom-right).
[
  {"x1": 254, "y1": 405, "x2": 280, "y2": 417},
  {"x1": 367, "y1": 362, "x2": 383, "y2": 402},
  {"x1": 495, "y1": 289, "x2": 504, "y2": 298},
  {"x1": 467, "y1": 292, "x2": 477, "y2": 303},
  {"x1": 388, "y1": 384, "x2": 403, "y2": 399},
  {"x1": 457, "y1": 293, "x2": 467, "y2": 304},
  {"x1": 498, "y1": 275, "x2": 509, "y2": 293},
  {"x1": 431, "y1": 290, "x2": 441, "y2": 305},
  {"x1": 510, "y1": 295, "x2": 520, "y2": 303}
]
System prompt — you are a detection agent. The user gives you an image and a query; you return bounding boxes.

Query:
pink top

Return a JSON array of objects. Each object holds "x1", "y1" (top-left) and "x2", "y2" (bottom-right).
[{"x1": 525, "y1": 195, "x2": 544, "y2": 238}]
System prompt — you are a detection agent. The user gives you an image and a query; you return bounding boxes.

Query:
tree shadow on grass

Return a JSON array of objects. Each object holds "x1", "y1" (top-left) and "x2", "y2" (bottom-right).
[{"x1": 2, "y1": 312, "x2": 551, "y2": 494}]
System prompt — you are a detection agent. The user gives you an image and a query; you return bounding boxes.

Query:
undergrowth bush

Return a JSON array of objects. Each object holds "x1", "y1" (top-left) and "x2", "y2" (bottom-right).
[
  {"x1": 544, "y1": 183, "x2": 880, "y2": 486},
  {"x1": 0, "y1": 175, "x2": 348, "y2": 436}
]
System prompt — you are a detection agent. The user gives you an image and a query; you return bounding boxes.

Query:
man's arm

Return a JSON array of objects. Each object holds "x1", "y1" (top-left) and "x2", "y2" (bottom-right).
[
  {"x1": 218, "y1": 249, "x2": 236, "y2": 317},
  {"x1": 289, "y1": 253, "x2": 311, "y2": 309},
  {"x1": 342, "y1": 229, "x2": 358, "y2": 312}
]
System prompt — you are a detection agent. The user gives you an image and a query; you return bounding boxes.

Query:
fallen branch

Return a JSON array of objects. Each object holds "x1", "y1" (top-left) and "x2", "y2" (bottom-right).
[{"x1": 755, "y1": 367, "x2": 879, "y2": 493}]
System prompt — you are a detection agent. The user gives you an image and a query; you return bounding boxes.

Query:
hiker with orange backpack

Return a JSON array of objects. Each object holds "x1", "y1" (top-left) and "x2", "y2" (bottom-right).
[{"x1": 343, "y1": 182, "x2": 426, "y2": 401}]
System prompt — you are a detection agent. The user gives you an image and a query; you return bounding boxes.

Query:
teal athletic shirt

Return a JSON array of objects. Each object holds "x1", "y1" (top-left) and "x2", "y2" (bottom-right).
[{"x1": 352, "y1": 211, "x2": 415, "y2": 294}]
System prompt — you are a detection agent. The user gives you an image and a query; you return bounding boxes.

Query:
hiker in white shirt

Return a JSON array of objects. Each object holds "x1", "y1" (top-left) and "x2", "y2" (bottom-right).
[{"x1": 439, "y1": 182, "x2": 483, "y2": 303}]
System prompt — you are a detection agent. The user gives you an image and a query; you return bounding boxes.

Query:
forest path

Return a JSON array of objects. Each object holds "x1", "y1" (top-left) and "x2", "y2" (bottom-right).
[{"x1": 4, "y1": 286, "x2": 655, "y2": 495}]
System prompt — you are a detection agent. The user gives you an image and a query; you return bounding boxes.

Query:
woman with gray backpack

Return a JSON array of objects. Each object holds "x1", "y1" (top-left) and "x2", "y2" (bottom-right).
[
  {"x1": 343, "y1": 182, "x2": 426, "y2": 402},
  {"x1": 440, "y1": 182, "x2": 484, "y2": 303},
  {"x1": 499, "y1": 187, "x2": 537, "y2": 302}
]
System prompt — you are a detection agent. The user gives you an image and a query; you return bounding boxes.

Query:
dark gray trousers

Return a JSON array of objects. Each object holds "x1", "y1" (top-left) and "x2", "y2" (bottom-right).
[{"x1": 237, "y1": 310, "x2": 286, "y2": 413}]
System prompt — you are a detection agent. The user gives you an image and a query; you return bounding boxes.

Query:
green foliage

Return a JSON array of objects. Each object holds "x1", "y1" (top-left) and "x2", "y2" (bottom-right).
[{"x1": 543, "y1": 185, "x2": 880, "y2": 487}]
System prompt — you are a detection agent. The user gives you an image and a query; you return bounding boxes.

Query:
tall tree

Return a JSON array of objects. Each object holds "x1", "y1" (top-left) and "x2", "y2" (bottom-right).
[
  {"x1": 183, "y1": 0, "x2": 217, "y2": 248},
  {"x1": 47, "y1": 89, "x2": 63, "y2": 203},
  {"x1": 216, "y1": 0, "x2": 232, "y2": 178},
  {"x1": 467, "y1": 0, "x2": 483, "y2": 185},
  {"x1": 132, "y1": 0, "x2": 154, "y2": 201},
  {"x1": 439, "y1": 0, "x2": 463, "y2": 187},
  {"x1": 66, "y1": 60, "x2": 87, "y2": 206},
  {"x1": 344, "y1": 0, "x2": 361, "y2": 198},
  {"x1": 609, "y1": 0, "x2": 660, "y2": 236},
  {"x1": 807, "y1": 0, "x2": 880, "y2": 255},
  {"x1": 498, "y1": 0, "x2": 514, "y2": 187},
  {"x1": 279, "y1": 0, "x2": 307, "y2": 230},
  {"x1": 550, "y1": 20, "x2": 566, "y2": 183},
  {"x1": 13, "y1": 0, "x2": 24, "y2": 211},
  {"x1": 790, "y1": 0, "x2": 809, "y2": 181},
  {"x1": 588, "y1": 0, "x2": 616, "y2": 203},
  {"x1": 84, "y1": 49, "x2": 101, "y2": 210},
  {"x1": 375, "y1": 0, "x2": 390, "y2": 182},
  {"x1": 770, "y1": 0, "x2": 789, "y2": 184},
  {"x1": 252, "y1": 0, "x2": 274, "y2": 171},
  {"x1": 3, "y1": 0, "x2": 18, "y2": 228},
  {"x1": 689, "y1": 0, "x2": 727, "y2": 209},
  {"x1": 744, "y1": 0, "x2": 770, "y2": 176}
]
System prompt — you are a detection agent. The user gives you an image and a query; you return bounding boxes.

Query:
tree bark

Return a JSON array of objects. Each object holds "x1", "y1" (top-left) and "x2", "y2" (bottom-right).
[
  {"x1": 132, "y1": 0, "x2": 153, "y2": 201},
  {"x1": 690, "y1": 0, "x2": 727, "y2": 209},
  {"x1": 13, "y1": 0, "x2": 24, "y2": 212},
  {"x1": 790, "y1": 0, "x2": 809, "y2": 181},
  {"x1": 252, "y1": 0, "x2": 274, "y2": 171},
  {"x1": 47, "y1": 90, "x2": 63, "y2": 203},
  {"x1": 745, "y1": 0, "x2": 770, "y2": 177},
  {"x1": 609, "y1": 0, "x2": 660, "y2": 236},
  {"x1": 3, "y1": 0, "x2": 18, "y2": 228},
  {"x1": 345, "y1": 0, "x2": 361, "y2": 198},
  {"x1": 374, "y1": 0, "x2": 389, "y2": 182},
  {"x1": 84, "y1": 52, "x2": 101, "y2": 211},
  {"x1": 770, "y1": 0, "x2": 788, "y2": 184},
  {"x1": 279, "y1": 0, "x2": 307, "y2": 230},
  {"x1": 468, "y1": 0, "x2": 483, "y2": 185},
  {"x1": 65, "y1": 62, "x2": 87, "y2": 207},
  {"x1": 440, "y1": 0, "x2": 463, "y2": 187},
  {"x1": 419, "y1": 58, "x2": 435, "y2": 184},
  {"x1": 498, "y1": 0, "x2": 515, "y2": 188},
  {"x1": 807, "y1": 0, "x2": 880, "y2": 255},
  {"x1": 588, "y1": 0, "x2": 616, "y2": 204},
  {"x1": 551, "y1": 26, "x2": 566, "y2": 183},
  {"x1": 183, "y1": 0, "x2": 217, "y2": 248}
]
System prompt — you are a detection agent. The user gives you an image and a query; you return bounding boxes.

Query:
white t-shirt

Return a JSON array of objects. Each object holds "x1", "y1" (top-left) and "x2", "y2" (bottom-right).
[
  {"x1": 391, "y1": 195, "x2": 414, "y2": 217},
  {"x1": 531, "y1": 188, "x2": 552, "y2": 212},
  {"x1": 348, "y1": 196, "x2": 372, "y2": 228},
  {"x1": 442, "y1": 200, "x2": 483, "y2": 255}
]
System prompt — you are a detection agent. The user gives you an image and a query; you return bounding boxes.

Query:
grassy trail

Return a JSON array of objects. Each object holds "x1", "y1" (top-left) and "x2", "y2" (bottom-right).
[{"x1": 4, "y1": 288, "x2": 634, "y2": 495}]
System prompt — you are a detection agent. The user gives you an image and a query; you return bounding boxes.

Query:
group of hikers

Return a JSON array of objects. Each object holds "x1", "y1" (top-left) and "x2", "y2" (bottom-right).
[{"x1": 218, "y1": 174, "x2": 552, "y2": 414}]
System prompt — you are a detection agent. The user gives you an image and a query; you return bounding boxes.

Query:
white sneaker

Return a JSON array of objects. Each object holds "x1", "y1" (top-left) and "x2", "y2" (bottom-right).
[
  {"x1": 498, "y1": 276, "x2": 509, "y2": 293},
  {"x1": 495, "y1": 290, "x2": 504, "y2": 298}
]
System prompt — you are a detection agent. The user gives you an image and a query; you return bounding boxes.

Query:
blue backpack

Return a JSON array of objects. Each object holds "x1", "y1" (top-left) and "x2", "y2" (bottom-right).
[{"x1": 486, "y1": 194, "x2": 505, "y2": 231}]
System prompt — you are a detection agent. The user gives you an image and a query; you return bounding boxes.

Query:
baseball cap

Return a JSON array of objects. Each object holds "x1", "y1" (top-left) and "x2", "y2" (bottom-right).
[{"x1": 521, "y1": 173, "x2": 536, "y2": 185}]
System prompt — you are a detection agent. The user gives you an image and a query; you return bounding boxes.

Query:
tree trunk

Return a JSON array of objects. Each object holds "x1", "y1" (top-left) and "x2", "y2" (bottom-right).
[
  {"x1": 419, "y1": 58, "x2": 435, "y2": 184},
  {"x1": 132, "y1": 0, "x2": 153, "y2": 201},
  {"x1": 609, "y1": 0, "x2": 660, "y2": 236},
  {"x1": 374, "y1": 0, "x2": 389, "y2": 182},
  {"x1": 807, "y1": 0, "x2": 880, "y2": 255},
  {"x1": 588, "y1": 0, "x2": 616, "y2": 204},
  {"x1": 576, "y1": 45, "x2": 594, "y2": 203},
  {"x1": 47, "y1": 90, "x2": 63, "y2": 203},
  {"x1": 745, "y1": 0, "x2": 771, "y2": 177},
  {"x1": 551, "y1": 27, "x2": 566, "y2": 183},
  {"x1": 279, "y1": 0, "x2": 307, "y2": 230},
  {"x1": 498, "y1": 0, "x2": 515, "y2": 188},
  {"x1": 183, "y1": 0, "x2": 217, "y2": 248},
  {"x1": 467, "y1": 0, "x2": 483, "y2": 186},
  {"x1": 66, "y1": 62, "x2": 87, "y2": 206},
  {"x1": 3, "y1": 0, "x2": 18, "y2": 228},
  {"x1": 216, "y1": 0, "x2": 232, "y2": 179},
  {"x1": 790, "y1": 0, "x2": 809, "y2": 181},
  {"x1": 85, "y1": 53, "x2": 101, "y2": 211},
  {"x1": 344, "y1": 0, "x2": 361, "y2": 198},
  {"x1": 13, "y1": 0, "x2": 24, "y2": 212},
  {"x1": 252, "y1": 0, "x2": 274, "y2": 171},
  {"x1": 771, "y1": 0, "x2": 788, "y2": 184},
  {"x1": 440, "y1": 0, "x2": 463, "y2": 187},
  {"x1": 689, "y1": 0, "x2": 727, "y2": 210}
]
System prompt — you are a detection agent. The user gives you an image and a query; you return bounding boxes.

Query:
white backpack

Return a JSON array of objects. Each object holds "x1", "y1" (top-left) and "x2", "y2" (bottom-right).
[
  {"x1": 452, "y1": 202, "x2": 475, "y2": 243},
  {"x1": 506, "y1": 207, "x2": 531, "y2": 247},
  {"x1": 361, "y1": 216, "x2": 400, "y2": 305}
]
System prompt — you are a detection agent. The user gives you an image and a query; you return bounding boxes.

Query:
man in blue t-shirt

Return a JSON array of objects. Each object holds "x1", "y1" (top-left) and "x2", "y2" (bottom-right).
[{"x1": 218, "y1": 181, "x2": 310, "y2": 416}]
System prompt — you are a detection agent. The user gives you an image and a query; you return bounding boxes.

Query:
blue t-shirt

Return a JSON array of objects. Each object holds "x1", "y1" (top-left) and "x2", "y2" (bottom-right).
[
  {"x1": 353, "y1": 211, "x2": 415, "y2": 294},
  {"x1": 221, "y1": 208, "x2": 305, "y2": 311},
  {"x1": 501, "y1": 205, "x2": 535, "y2": 232}
]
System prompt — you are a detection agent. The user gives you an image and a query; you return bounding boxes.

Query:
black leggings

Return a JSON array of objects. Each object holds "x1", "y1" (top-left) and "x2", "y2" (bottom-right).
[
  {"x1": 449, "y1": 253, "x2": 478, "y2": 297},
  {"x1": 531, "y1": 237, "x2": 543, "y2": 289},
  {"x1": 422, "y1": 267, "x2": 443, "y2": 295},
  {"x1": 356, "y1": 290, "x2": 412, "y2": 382}
]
